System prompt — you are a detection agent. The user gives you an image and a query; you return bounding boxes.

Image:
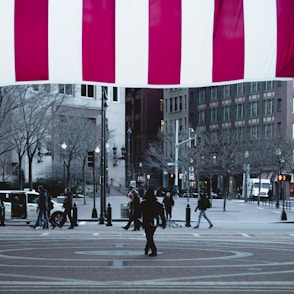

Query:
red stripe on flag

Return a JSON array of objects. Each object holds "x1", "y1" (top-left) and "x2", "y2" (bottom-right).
[
  {"x1": 82, "y1": 0, "x2": 115, "y2": 83},
  {"x1": 148, "y1": 0, "x2": 181, "y2": 85},
  {"x1": 212, "y1": 0, "x2": 244, "y2": 82},
  {"x1": 14, "y1": 0, "x2": 48, "y2": 81},
  {"x1": 276, "y1": 0, "x2": 294, "y2": 77}
]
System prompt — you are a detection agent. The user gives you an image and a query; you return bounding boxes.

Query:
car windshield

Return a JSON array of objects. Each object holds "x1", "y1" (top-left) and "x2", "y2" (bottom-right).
[{"x1": 253, "y1": 182, "x2": 270, "y2": 189}]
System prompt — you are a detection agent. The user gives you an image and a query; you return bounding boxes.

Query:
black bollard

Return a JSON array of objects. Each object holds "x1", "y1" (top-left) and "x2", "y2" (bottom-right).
[
  {"x1": 185, "y1": 203, "x2": 191, "y2": 227},
  {"x1": 72, "y1": 202, "x2": 78, "y2": 226},
  {"x1": 106, "y1": 203, "x2": 112, "y2": 226}
]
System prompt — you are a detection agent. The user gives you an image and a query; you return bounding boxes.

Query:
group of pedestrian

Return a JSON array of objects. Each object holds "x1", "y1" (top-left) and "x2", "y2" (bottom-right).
[
  {"x1": 121, "y1": 187, "x2": 213, "y2": 256},
  {"x1": 33, "y1": 186, "x2": 75, "y2": 230},
  {"x1": 122, "y1": 188, "x2": 166, "y2": 256}
]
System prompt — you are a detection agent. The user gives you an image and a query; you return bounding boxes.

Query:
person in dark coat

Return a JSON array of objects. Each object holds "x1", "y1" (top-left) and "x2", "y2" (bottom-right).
[
  {"x1": 194, "y1": 190, "x2": 213, "y2": 229},
  {"x1": 59, "y1": 187, "x2": 74, "y2": 229},
  {"x1": 33, "y1": 185, "x2": 49, "y2": 229},
  {"x1": 162, "y1": 191, "x2": 174, "y2": 220},
  {"x1": 140, "y1": 189, "x2": 166, "y2": 257},
  {"x1": 122, "y1": 190, "x2": 142, "y2": 231},
  {"x1": 0, "y1": 198, "x2": 5, "y2": 226}
]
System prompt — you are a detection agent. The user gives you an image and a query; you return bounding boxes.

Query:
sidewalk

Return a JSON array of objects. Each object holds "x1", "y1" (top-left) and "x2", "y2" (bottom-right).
[{"x1": 72, "y1": 195, "x2": 294, "y2": 226}]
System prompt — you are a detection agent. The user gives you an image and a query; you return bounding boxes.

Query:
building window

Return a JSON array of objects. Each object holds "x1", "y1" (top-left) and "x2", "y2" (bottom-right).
[
  {"x1": 198, "y1": 110, "x2": 205, "y2": 125},
  {"x1": 249, "y1": 125, "x2": 258, "y2": 139},
  {"x1": 169, "y1": 98, "x2": 173, "y2": 112},
  {"x1": 198, "y1": 89, "x2": 205, "y2": 104},
  {"x1": 263, "y1": 99, "x2": 274, "y2": 115},
  {"x1": 222, "y1": 85, "x2": 231, "y2": 98},
  {"x1": 263, "y1": 81, "x2": 274, "y2": 90},
  {"x1": 264, "y1": 123, "x2": 273, "y2": 138},
  {"x1": 277, "y1": 98, "x2": 282, "y2": 112},
  {"x1": 44, "y1": 84, "x2": 50, "y2": 93},
  {"x1": 235, "y1": 104, "x2": 244, "y2": 119},
  {"x1": 59, "y1": 84, "x2": 74, "y2": 96},
  {"x1": 277, "y1": 122, "x2": 281, "y2": 134},
  {"x1": 222, "y1": 105, "x2": 231, "y2": 121},
  {"x1": 235, "y1": 83, "x2": 245, "y2": 96},
  {"x1": 179, "y1": 96, "x2": 183, "y2": 111},
  {"x1": 248, "y1": 101, "x2": 259, "y2": 117},
  {"x1": 81, "y1": 84, "x2": 95, "y2": 98},
  {"x1": 210, "y1": 108, "x2": 218, "y2": 123},
  {"x1": 235, "y1": 127, "x2": 244, "y2": 140},
  {"x1": 113, "y1": 87, "x2": 118, "y2": 102},
  {"x1": 32, "y1": 85, "x2": 39, "y2": 91},
  {"x1": 175, "y1": 97, "x2": 178, "y2": 111},
  {"x1": 210, "y1": 87, "x2": 217, "y2": 101},
  {"x1": 249, "y1": 82, "x2": 259, "y2": 93}
]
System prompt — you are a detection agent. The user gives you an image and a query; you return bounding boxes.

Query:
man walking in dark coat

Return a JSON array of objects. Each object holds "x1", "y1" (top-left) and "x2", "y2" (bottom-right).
[
  {"x1": 194, "y1": 190, "x2": 213, "y2": 229},
  {"x1": 122, "y1": 190, "x2": 142, "y2": 231},
  {"x1": 59, "y1": 187, "x2": 74, "y2": 229},
  {"x1": 140, "y1": 189, "x2": 166, "y2": 257}
]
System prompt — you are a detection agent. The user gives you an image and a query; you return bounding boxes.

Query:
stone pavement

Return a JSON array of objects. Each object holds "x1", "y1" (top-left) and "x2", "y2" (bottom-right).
[
  {"x1": 73, "y1": 194, "x2": 294, "y2": 227},
  {"x1": 1, "y1": 195, "x2": 294, "y2": 293}
]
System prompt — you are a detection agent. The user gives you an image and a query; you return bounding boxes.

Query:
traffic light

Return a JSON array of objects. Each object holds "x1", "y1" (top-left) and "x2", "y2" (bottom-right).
[
  {"x1": 87, "y1": 151, "x2": 94, "y2": 167},
  {"x1": 278, "y1": 174, "x2": 291, "y2": 181}
]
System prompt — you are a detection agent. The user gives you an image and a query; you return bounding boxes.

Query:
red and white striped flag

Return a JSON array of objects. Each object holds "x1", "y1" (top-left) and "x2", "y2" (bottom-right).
[{"x1": 0, "y1": 0, "x2": 293, "y2": 88}]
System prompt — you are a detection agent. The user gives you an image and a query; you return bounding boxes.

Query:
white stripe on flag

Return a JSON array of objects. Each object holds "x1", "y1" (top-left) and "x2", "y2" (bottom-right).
[
  {"x1": 49, "y1": 0, "x2": 82, "y2": 84},
  {"x1": 244, "y1": 0, "x2": 277, "y2": 81},
  {"x1": 116, "y1": 0, "x2": 149, "y2": 87},
  {"x1": 181, "y1": 0, "x2": 214, "y2": 86},
  {"x1": 0, "y1": 0, "x2": 15, "y2": 85}
]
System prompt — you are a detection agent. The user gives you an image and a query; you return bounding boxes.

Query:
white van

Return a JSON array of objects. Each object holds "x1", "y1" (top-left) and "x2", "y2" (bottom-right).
[
  {"x1": 248, "y1": 179, "x2": 271, "y2": 199},
  {"x1": 0, "y1": 190, "x2": 64, "y2": 226}
]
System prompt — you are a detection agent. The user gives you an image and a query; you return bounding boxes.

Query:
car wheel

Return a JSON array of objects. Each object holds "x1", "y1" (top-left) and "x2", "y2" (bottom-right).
[{"x1": 51, "y1": 211, "x2": 63, "y2": 227}]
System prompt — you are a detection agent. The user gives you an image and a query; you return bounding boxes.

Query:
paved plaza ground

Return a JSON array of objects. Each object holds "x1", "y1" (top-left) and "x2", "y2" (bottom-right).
[{"x1": 0, "y1": 196, "x2": 293, "y2": 293}]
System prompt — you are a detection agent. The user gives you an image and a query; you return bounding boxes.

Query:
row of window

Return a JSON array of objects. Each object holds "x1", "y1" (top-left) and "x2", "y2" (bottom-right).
[
  {"x1": 196, "y1": 81, "x2": 277, "y2": 103},
  {"x1": 165, "y1": 95, "x2": 187, "y2": 113},
  {"x1": 32, "y1": 84, "x2": 119, "y2": 101},
  {"x1": 209, "y1": 123, "x2": 279, "y2": 142},
  {"x1": 198, "y1": 99, "x2": 281, "y2": 124}
]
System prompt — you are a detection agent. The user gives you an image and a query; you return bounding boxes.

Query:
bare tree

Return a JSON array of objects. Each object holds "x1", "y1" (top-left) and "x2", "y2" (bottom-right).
[
  {"x1": 8, "y1": 85, "x2": 63, "y2": 189},
  {"x1": 53, "y1": 115, "x2": 101, "y2": 190}
]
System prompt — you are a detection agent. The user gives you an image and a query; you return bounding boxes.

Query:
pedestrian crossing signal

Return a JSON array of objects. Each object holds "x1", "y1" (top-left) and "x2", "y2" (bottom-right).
[
  {"x1": 87, "y1": 151, "x2": 94, "y2": 167},
  {"x1": 278, "y1": 174, "x2": 291, "y2": 181}
]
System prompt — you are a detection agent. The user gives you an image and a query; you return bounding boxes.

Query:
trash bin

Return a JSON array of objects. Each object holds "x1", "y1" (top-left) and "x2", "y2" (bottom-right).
[{"x1": 120, "y1": 202, "x2": 129, "y2": 218}]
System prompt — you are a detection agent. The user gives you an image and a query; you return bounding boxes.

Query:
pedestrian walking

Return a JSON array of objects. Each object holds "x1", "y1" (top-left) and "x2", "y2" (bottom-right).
[
  {"x1": 0, "y1": 198, "x2": 5, "y2": 226},
  {"x1": 59, "y1": 187, "x2": 75, "y2": 229},
  {"x1": 162, "y1": 191, "x2": 174, "y2": 220},
  {"x1": 194, "y1": 191, "x2": 213, "y2": 229},
  {"x1": 122, "y1": 190, "x2": 142, "y2": 231},
  {"x1": 140, "y1": 188, "x2": 166, "y2": 257},
  {"x1": 33, "y1": 185, "x2": 49, "y2": 229}
]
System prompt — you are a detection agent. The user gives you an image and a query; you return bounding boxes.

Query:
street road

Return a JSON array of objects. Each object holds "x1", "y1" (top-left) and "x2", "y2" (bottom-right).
[{"x1": 0, "y1": 221, "x2": 293, "y2": 293}]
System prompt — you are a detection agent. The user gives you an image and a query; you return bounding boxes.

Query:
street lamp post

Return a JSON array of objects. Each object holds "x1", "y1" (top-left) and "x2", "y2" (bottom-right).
[
  {"x1": 99, "y1": 87, "x2": 108, "y2": 225},
  {"x1": 61, "y1": 142, "x2": 67, "y2": 186},
  {"x1": 244, "y1": 151, "x2": 250, "y2": 202},
  {"x1": 127, "y1": 125, "x2": 132, "y2": 191},
  {"x1": 174, "y1": 120, "x2": 196, "y2": 195},
  {"x1": 276, "y1": 148, "x2": 287, "y2": 220}
]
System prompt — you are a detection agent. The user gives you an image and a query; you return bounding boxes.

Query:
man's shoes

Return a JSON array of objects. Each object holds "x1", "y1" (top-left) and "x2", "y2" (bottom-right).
[
  {"x1": 149, "y1": 252, "x2": 157, "y2": 257},
  {"x1": 193, "y1": 226, "x2": 199, "y2": 229},
  {"x1": 122, "y1": 226, "x2": 128, "y2": 230},
  {"x1": 209, "y1": 224, "x2": 213, "y2": 229},
  {"x1": 51, "y1": 225, "x2": 56, "y2": 229},
  {"x1": 132, "y1": 228, "x2": 140, "y2": 231},
  {"x1": 68, "y1": 226, "x2": 74, "y2": 229}
]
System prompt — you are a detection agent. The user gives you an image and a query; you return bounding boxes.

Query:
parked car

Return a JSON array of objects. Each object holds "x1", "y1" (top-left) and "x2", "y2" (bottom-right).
[{"x1": 0, "y1": 190, "x2": 64, "y2": 226}]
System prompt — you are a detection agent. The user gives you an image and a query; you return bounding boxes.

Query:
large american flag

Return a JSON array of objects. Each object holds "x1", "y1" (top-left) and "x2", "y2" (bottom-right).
[{"x1": 0, "y1": 0, "x2": 293, "y2": 88}]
